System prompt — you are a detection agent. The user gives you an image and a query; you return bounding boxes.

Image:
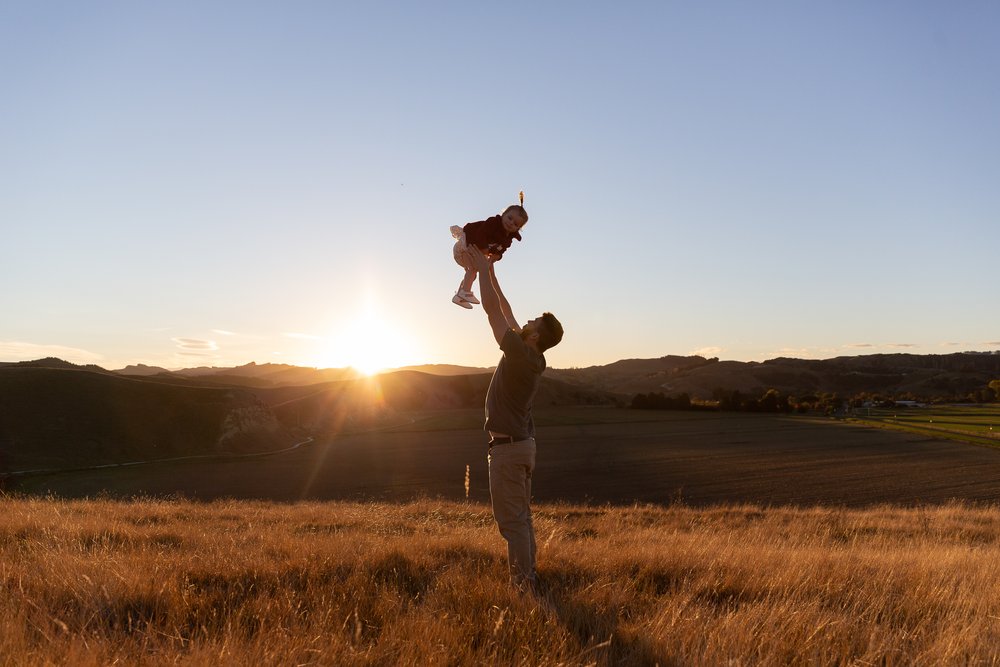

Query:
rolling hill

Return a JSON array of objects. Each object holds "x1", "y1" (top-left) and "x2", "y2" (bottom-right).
[
  {"x1": 115, "y1": 361, "x2": 364, "y2": 387},
  {"x1": 251, "y1": 368, "x2": 617, "y2": 437},
  {"x1": 0, "y1": 366, "x2": 298, "y2": 474},
  {"x1": 3, "y1": 350, "x2": 997, "y2": 478},
  {"x1": 549, "y1": 352, "x2": 1000, "y2": 400},
  {"x1": 0, "y1": 360, "x2": 616, "y2": 476}
]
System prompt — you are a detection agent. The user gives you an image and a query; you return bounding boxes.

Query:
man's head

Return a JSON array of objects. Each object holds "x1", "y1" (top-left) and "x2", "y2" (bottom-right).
[
  {"x1": 521, "y1": 312, "x2": 563, "y2": 353},
  {"x1": 501, "y1": 205, "x2": 528, "y2": 233}
]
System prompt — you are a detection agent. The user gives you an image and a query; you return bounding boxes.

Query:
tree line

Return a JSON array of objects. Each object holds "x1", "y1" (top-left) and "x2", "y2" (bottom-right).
[
  {"x1": 631, "y1": 380, "x2": 1000, "y2": 415},
  {"x1": 631, "y1": 388, "x2": 812, "y2": 414}
]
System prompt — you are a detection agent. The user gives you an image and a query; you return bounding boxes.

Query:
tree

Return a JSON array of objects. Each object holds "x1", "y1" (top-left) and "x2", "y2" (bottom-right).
[
  {"x1": 990, "y1": 379, "x2": 1000, "y2": 401},
  {"x1": 631, "y1": 393, "x2": 650, "y2": 409},
  {"x1": 759, "y1": 389, "x2": 782, "y2": 412},
  {"x1": 712, "y1": 388, "x2": 743, "y2": 411}
]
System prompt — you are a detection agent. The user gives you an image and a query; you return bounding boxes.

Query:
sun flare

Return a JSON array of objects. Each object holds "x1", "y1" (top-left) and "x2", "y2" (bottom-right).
[{"x1": 318, "y1": 303, "x2": 418, "y2": 376}]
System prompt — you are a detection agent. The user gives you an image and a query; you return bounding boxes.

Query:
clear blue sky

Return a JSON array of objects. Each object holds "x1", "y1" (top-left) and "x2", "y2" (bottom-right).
[{"x1": 3, "y1": 2, "x2": 998, "y2": 372}]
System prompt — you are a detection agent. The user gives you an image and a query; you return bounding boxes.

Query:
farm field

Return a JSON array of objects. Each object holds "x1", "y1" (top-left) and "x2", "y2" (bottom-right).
[
  {"x1": 4, "y1": 496, "x2": 1000, "y2": 665},
  {"x1": 850, "y1": 404, "x2": 1000, "y2": 448},
  {"x1": 14, "y1": 407, "x2": 1000, "y2": 507}
]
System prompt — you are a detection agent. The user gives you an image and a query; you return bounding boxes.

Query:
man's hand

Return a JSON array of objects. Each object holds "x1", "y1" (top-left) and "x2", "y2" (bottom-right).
[{"x1": 468, "y1": 246, "x2": 493, "y2": 273}]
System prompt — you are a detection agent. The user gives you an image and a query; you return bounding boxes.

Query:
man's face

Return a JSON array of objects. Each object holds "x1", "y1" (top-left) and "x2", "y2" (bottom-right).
[
  {"x1": 502, "y1": 210, "x2": 527, "y2": 233},
  {"x1": 520, "y1": 316, "x2": 545, "y2": 343}
]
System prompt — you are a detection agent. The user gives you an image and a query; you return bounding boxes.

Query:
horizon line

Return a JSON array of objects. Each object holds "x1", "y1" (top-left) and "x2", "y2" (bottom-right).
[{"x1": 4, "y1": 348, "x2": 1000, "y2": 375}]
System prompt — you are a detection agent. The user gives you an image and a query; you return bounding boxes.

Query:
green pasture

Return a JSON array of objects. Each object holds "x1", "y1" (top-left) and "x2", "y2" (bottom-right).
[{"x1": 850, "y1": 404, "x2": 1000, "y2": 447}]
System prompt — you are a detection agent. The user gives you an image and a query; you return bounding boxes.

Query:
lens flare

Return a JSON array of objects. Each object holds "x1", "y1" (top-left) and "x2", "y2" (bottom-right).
[{"x1": 318, "y1": 295, "x2": 419, "y2": 375}]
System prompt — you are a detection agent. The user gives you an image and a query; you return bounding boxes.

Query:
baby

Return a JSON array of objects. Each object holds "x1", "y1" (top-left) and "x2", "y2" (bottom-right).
[{"x1": 450, "y1": 199, "x2": 528, "y2": 308}]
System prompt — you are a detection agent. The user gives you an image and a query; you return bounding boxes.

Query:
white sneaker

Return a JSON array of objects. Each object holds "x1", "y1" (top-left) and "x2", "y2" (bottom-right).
[
  {"x1": 458, "y1": 289, "x2": 480, "y2": 304},
  {"x1": 452, "y1": 293, "x2": 473, "y2": 309}
]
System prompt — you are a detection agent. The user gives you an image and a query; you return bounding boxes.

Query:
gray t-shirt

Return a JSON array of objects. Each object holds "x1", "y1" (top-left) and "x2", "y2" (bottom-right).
[{"x1": 485, "y1": 329, "x2": 546, "y2": 440}]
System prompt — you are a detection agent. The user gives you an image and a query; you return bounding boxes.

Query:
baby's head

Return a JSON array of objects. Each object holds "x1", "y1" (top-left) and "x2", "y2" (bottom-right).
[{"x1": 501, "y1": 204, "x2": 528, "y2": 233}]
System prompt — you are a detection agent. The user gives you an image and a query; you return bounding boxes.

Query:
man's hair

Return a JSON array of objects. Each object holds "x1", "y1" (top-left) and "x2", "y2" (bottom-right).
[
  {"x1": 502, "y1": 204, "x2": 528, "y2": 223},
  {"x1": 537, "y1": 312, "x2": 563, "y2": 353}
]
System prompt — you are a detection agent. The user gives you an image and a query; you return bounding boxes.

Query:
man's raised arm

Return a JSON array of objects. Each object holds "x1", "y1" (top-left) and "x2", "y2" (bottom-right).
[
  {"x1": 468, "y1": 247, "x2": 518, "y2": 346},
  {"x1": 488, "y1": 263, "x2": 518, "y2": 330}
]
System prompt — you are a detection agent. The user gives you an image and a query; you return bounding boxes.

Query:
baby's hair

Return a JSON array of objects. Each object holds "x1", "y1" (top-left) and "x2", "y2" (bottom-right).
[{"x1": 502, "y1": 204, "x2": 528, "y2": 223}]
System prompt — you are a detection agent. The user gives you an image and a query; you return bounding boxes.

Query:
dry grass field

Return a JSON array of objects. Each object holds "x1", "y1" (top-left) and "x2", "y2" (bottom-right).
[{"x1": 4, "y1": 495, "x2": 1000, "y2": 665}]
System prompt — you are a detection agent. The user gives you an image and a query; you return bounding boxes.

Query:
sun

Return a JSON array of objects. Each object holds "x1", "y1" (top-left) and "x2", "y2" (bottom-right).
[
  {"x1": 347, "y1": 332, "x2": 390, "y2": 376},
  {"x1": 318, "y1": 304, "x2": 418, "y2": 376}
]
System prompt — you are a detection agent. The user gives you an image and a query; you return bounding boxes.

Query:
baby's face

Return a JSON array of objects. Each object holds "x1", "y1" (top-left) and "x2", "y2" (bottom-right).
[{"x1": 502, "y1": 210, "x2": 527, "y2": 233}]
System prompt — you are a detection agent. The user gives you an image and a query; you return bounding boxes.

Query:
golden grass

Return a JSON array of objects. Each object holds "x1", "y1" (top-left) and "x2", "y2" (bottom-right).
[{"x1": 3, "y1": 495, "x2": 1000, "y2": 666}]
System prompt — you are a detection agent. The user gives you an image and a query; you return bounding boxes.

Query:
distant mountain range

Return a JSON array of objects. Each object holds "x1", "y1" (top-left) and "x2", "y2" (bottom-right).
[
  {"x1": 113, "y1": 351, "x2": 1000, "y2": 399},
  {"x1": 115, "y1": 362, "x2": 364, "y2": 386},
  {"x1": 545, "y1": 352, "x2": 1000, "y2": 400},
  {"x1": 2, "y1": 352, "x2": 997, "y2": 478}
]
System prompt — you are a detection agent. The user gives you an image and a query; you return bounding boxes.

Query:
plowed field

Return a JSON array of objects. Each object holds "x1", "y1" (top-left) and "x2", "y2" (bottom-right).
[{"x1": 16, "y1": 409, "x2": 1000, "y2": 506}]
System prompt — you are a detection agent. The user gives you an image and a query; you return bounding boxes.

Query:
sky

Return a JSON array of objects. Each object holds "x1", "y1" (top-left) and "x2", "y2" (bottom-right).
[{"x1": 2, "y1": 2, "x2": 998, "y2": 373}]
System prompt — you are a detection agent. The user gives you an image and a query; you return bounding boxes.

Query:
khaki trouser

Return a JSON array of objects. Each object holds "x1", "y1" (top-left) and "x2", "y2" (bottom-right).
[{"x1": 488, "y1": 438, "x2": 537, "y2": 588}]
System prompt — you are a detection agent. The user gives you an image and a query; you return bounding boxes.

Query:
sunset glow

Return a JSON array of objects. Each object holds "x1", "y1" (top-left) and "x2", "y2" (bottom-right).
[
  {"x1": 2, "y1": 4, "x2": 998, "y2": 370},
  {"x1": 318, "y1": 305, "x2": 419, "y2": 376}
]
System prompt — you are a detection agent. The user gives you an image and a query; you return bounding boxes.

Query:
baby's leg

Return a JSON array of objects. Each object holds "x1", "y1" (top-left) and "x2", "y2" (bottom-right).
[{"x1": 460, "y1": 267, "x2": 477, "y2": 293}]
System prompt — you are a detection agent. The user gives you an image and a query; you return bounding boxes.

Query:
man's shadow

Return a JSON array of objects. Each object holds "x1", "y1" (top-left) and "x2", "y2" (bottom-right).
[{"x1": 539, "y1": 573, "x2": 668, "y2": 666}]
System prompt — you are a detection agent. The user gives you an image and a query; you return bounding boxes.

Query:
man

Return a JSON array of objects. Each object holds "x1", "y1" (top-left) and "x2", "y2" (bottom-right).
[{"x1": 468, "y1": 246, "x2": 564, "y2": 591}]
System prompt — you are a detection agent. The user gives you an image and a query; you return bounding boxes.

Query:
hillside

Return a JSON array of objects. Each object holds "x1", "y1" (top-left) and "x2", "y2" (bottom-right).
[
  {"x1": 546, "y1": 355, "x2": 719, "y2": 395},
  {"x1": 3, "y1": 351, "x2": 996, "y2": 477},
  {"x1": 254, "y1": 370, "x2": 618, "y2": 435},
  {"x1": 393, "y1": 363, "x2": 491, "y2": 376},
  {"x1": 114, "y1": 363, "x2": 172, "y2": 376},
  {"x1": 0, "y1": 361, "x2": 616, "y2": 475},
  {"x1": 551, "y1": 352, "x2": 1000, "y2": 400},
  {"x1": 115, "y1": 362, "x2": 364, "y2": 388},
  {"x1": 0, "y1": 366, "x2": 297, "y2": 474},
  {"x1": 107, "y1": 351, "x2": 1000, "y2": 401}
]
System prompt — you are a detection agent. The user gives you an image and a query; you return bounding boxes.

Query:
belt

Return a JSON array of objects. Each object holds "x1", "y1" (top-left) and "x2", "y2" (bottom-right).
[{"x1": 488, "y1": 436, "x2": 516, "y2": 446}]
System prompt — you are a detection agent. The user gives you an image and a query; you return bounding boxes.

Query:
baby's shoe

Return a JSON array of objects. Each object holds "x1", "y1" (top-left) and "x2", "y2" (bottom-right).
[
  {"x1": 458, "y1": 289, "x2": 480, "y2": 304},
  {"x1": 452, "y1": 293, "x2": 473, "y2": 309}
]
